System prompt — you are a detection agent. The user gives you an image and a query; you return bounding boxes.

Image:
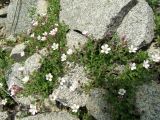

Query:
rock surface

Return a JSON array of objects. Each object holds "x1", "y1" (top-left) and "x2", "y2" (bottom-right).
[
  {"x1": 0, "y1": 6, "x2": 7, "y2": 16},
  {"x1": 136, "y1": 81, "x2": 160, "y2": 120},
  {"x1": 66, "y1": 30, "x2": 88, "y2": 50},
  {"x1": 10, "y1": 43, "x2": 26, "y2": 61},
  {"x1": 147, "y1": 43, "x2": 160, "y2": 58},
  {"x1": 16, "y1": 111, "x2": 79, "y2": 120},
  {"x1": 60, "y1": 0, "x2": 137, "y2": 40},
  {"x1": 5, "y1": 0, "x2": 48, "y2": 38},
  {"x1": 6, "y1": 63, "x2": 24, "y2": 89},
  {"x1": 7, "y1": 52, "x2": 43, "y2": 90},
  {"x1": 117, "y1": 0, "x2": 155, "y2": 48},
  {"x1": 86, "y1": 89, "x2": 111, "y2": 120},
  {"x1": 0, "y1": 112, "x2": 8, "y2": 120},
  {"x1": 50, "y1": 64, "x2": 90, "y2": 108}
]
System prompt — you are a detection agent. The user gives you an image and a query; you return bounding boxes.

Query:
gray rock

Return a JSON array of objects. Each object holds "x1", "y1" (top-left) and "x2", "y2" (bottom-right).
[
  {"x1": 23, "y1": 53, "x2": 42, "y2": 75},
  {"x1": 38, "y1": 47, "x2": 49, "y2": 57},
  {"x1": 147, "y1": 43, "x2": 160, "y2": 59},
  {"x1": 0, "y1": 6, "x2": 7, "y2": 16},
  {"x1": 7, "y1": 52, "x2": 43, "y2": 91},
  {"x1": 50, "y1": 64, "x2": 90, "y2": 108},
  {"x1": 36, "y1": 0, "x2": 48, "y2": 16},
  {"x1": 117, "y1": 0, "x2": 155, "y2": 48},
  {"x1": 86, "y1": 88, "x2": 111, "y2": 120},
  {"x1": 16, "y1": 111, "x2": 79, "y2": 120},
  {"x1": 5, "y1": 0, "x2": 48, "y2": 37},
  {"x1": 17, "y1": 96, "x2": 36, "y2": 106},
  {"x1": 0, "y1": 111, "x2": 8, "y2": 120},
  {"x1": 60, "y1": 0, "x2": 136, "y2": 40},
  {"x1": 10, "y1": 43, "x2": 26, "y2": 61},
  {"x1": 6, "y1": 63, "x2": 24, "y2": 89},
  {"x1": 136, "y1": 81, "x2": 160, "y2": 120},
  {"x1": 6, "y1": 0, "x2": 36, "y2": 37},
  {"x1": 66, "y1": 30, "x2": 88, "y2": 50}
]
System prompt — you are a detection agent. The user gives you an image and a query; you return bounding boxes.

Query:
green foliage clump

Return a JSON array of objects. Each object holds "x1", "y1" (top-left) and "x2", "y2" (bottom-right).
[
  {"x1": 21, "y1": 0, "x2": 68, "y2": 98},
  {"x1": 71, "y1": 34, "x2": 158, "y2": 120},
  {"x1": 0, "y1": 49, "x2": 14, "y2": 105}
]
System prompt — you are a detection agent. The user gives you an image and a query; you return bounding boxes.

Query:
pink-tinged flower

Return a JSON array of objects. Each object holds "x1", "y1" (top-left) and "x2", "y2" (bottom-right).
[
  {"x1": 32, "y1": 20, "x2": 38, "y2": 27},
  {"x1": 49, "y1": 28, "x2": 58, "y2": 36},
  {"x1": 82, "y1": 30, "x2": 88, "y2": 36},
  {"x1": 9, "y1": 84, "x2": 23, "y2": 96}
]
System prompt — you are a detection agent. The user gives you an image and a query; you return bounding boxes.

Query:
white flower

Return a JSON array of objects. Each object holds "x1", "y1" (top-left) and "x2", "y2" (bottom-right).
[
  {"x1": 151, "y1": 53, "x2": 160, "y2": 63},
  {"x1": 42, "y1": 22, "x2": 45, "y2": 25},
  {"x1": 22, "y1": 76, "x2": 29, "y2": 83},
  {"x1": 1, "y1": 99, "x2": 7, "y2": 105},
  {"x1": 41, "y1": 36, "x2": 47, "y2": 41},
  {"x1": 143, "y1": 60, "x2": 150, "y2": 69},
  {"x1": 61, "y1": 54, "x2": 67, "y2": 62},
  {"x1": 30, "y1": 33, "x2": 35, "y2": 38},
  {"x1": 0, "y1": 83, "x2": 3, "y2": 88},
  {"x1": 37, "y1": 35, "x2": 41, "y2": 40},
  {"x1": 118, "y1": 89, "x2": 126, "y2": 96},
  {"x1": 51, "y1": 43, "x2": 59, "y2": 50},
  {"x1": 130, "y1": 63, "x2": 136, "y2": 70},
  {"x1": 71, "y1": 104, "x2": 79, "y2": 112},
  {"x1": 128, "y1": 45, "x2": 137, "y2": 53},
  {"x1": 32, "y1": 20, "x2": 38, "y2": 27},
  {"x1": 29, "y1": 104, "x2": 38, "y2": 115},
  {"x1": 49, "y1": 28, "x2": 58, "y2": 36},
  {"x1": 55, "y1": 23, "x2": 59, "y2": 26},
  {"x1": 46, "y1": 73, "x2": 53, "y2": 81},
  {"x1": 42, "y1": 32, "x2": 48, "y2": 36},
  {"x1": 82, "y1": 30, "x2": 88, "y2": 36},
  {"x1": 100, "y1": 44, "x2": 111, "y2": 54},
  {"x1": 20, "y1": 51, "x2": 25, "y2": 57},
  {"x1": 18, "y1": 67, "x2": 24, "y2": 71},
  {"x1": 67, "y1": 49, "x2": 73, "y2": 55}
]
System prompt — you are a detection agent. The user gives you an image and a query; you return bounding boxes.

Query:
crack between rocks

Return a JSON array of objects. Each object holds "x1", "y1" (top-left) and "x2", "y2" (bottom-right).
[{"x1": 105, "y1": 0, "x2": 138, "y2": 36}]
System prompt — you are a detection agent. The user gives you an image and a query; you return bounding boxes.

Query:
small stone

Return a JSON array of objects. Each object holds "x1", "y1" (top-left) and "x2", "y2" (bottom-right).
[
  {"x1": 10, "y1": 43, "x2": 26, "y2": 61},
  {"x1": 50, "y1": 64, "x2": 90, "y2": 108},
  {"x1": 136, "y1": 81, "x2": 160, "y2": 120},
  {"x1": 66, "y1": 30, "x2": 88, "y2": 51},
  {"x1": 0, "y1": 111, "x2": 8, "y2": 120},
  {"x1": 60, "y1": 0, "x2": 136, "y2": 40},
  {"x1": 23, "y1": 53, "x2": 42, "y2": 75},
  {"x1": 0, "y1": 6, "x2": 8, "y2": 16},
  {"x1": 16, "y1": 111, "x2": 79, "y2": 120},
  {"x1": 117, "y1": 0, "x2": 155, "y2": 48},
  {"x1": 86, "y1": 88, "x2": 111, "y2": 120}
]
